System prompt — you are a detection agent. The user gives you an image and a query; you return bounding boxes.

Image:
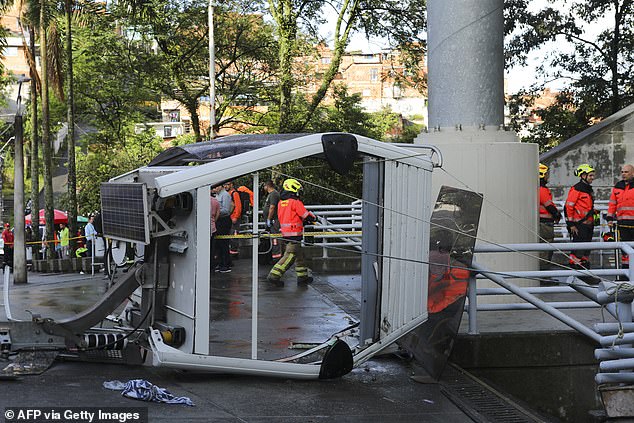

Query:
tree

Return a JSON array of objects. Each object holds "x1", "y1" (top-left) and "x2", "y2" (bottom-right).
[
  {"x1": 112, "y1": 0, "x2": 280, "y2": 140},
  {"x1": 74, "y1": 131, "x2": 163, "y2": 214},
  {"x1": 71, "y1": 17, "x2": 159, "y2": 139},
  {"x1": 267, "y1": 0, "x2": 426, "y2": 133},
  {"x1": 40, "y1": 0, "x2": 55, "y2": 257},
  {"x1": 65, "y1": 0, "x2": 77, "y2": 253},
  {"x1": 505, "y1": 0, "x2": 634, "y2": 146}
]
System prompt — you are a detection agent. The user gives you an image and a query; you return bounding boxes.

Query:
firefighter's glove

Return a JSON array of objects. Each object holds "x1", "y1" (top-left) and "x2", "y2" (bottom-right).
[{"x1": 304, "y1": 214, "x2": 316, "y2": 225}]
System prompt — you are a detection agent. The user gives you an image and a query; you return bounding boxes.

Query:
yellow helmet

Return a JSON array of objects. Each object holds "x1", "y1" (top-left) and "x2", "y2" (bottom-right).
[
  {"x1": 539, "y1": 163, "x2": 548, "y2": 179},
  {"x1": 574, "y1": 164, "x2": 595, "y2": 177},
  {"x1": 282, "y1": 178, "x2": 302, "y2": 193}
]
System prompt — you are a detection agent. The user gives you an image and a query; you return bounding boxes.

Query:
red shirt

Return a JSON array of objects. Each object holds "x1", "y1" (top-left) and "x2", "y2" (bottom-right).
[{"x1": 2, "y1": 229, "x2": 14, "y2": 246}]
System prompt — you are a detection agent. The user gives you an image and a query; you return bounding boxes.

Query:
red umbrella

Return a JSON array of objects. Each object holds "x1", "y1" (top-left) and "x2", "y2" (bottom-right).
[{"x1": 25, "y1": 209, "x2": 68, "y2": 225}]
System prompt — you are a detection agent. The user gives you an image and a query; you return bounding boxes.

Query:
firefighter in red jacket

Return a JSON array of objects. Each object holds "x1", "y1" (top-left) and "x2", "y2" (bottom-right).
[
  {"x1": 538, "y1": 163, "x2": 562, "y2": 269},
  {"x1": 607, "y1": 164, "x2": 634, "y2": 267},
  {"x1": 267, "y1": 178, "x2": 316, "y2": 285},
  {"x1": 565, "y1": 164, "x2": 597, "y2": 268}
]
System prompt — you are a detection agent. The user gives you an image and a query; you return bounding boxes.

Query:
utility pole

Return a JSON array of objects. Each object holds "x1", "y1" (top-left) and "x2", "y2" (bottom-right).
[
  {"x1": 13, "y1": 76, "x2": 30, "y2": 284},
  {"x1": 208, "y1": 0, "x2": 216, "y2": 139}
]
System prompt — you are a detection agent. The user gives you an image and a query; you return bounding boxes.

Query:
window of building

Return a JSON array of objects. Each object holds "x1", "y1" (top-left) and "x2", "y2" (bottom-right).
[
  {"x1": 168, "y1": 111, "x2": 180, "y2": 122},
  {"x1": 370, "y1": 68, "x2": 379, "y2": 82},
  {"x1": 392, "y1": 84, "x2": 402, "y2": 99},
  {"x1": 164, "y1": 125, "x2": 172, "y2": 138},
  {"x1": 3, "y1": 47, "x2": 18, "y2": 57}
]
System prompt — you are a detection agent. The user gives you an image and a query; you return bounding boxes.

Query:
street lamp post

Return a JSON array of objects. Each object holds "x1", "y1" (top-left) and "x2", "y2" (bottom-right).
[
  {"x1": 208, "y1": 0, "x2": 217, "y2": 139},
  {"x1": 14, "y1": 76, "x2": 31, "y2": 284}
]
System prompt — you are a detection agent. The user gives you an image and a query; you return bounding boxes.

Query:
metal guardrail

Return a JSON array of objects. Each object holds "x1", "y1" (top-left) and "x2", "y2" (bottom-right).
[{"x1": 470, "y1": 241, "x2": 634, "y2": 387}]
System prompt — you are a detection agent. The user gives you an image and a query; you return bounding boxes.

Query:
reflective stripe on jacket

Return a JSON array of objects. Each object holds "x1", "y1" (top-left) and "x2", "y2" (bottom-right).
[
  {"x1": 565, "y1": 181, "x2": 594, "y2": 225},
  {"x1": 539, "y1": 185, "x2": 557, "y2": 220},
  {"x1": 278, "y1": 197, "x2": 313, "y2": 237},
  {"x1": 608, "y1": 180, "x2": 634, "y2": 222}
]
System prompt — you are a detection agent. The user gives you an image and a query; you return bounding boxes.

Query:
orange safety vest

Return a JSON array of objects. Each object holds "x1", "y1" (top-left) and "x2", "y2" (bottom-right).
[
  {"x1": 278, "y1": 197, "x2": 313, "y2": 237},
  {"x1": 539, "y1": 185, "x2": 557, "y2": 221},
  {"x1": 565, "y1": 181, "x2": 594, "y2": 225},
  {"x1": 608, "y1": 180, "x2": 634, "y2": 223}
]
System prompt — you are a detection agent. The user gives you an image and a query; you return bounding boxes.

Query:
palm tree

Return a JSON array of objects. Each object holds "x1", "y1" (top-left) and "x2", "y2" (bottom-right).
[
  {"x1": 38, "y1": 0, "x2": 55, "y2": 257},
  {"x1": 65, "y1": 0, "x2": 77, "y2": 254}
]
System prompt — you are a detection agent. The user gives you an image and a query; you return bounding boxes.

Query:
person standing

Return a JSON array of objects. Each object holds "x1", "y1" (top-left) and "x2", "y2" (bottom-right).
[
  {"x1": 607, "y1": 164, "x2": 634, "y2": 268},
  {"x1": 84, "y1": 215, "x2": 97, "y2": 258},
  {"x1": 214, "y1": 183, "x2": 233, "y2": 273},
  {"x1": 538, "y1": 163, "x2": 562, "y2": 270},
  {"x1": 224, "y1": 181, "x2": 242, "y2": 255},
  {"x1": 263, "y1": 180, "x2": 282, "y2": 259},
  {"x1": 267, "y1": 178, "x2": 316, "y2": 285},
  {"x1": 59, "y1": 222, "x2": 70, "y2": 258},
  {"x1": 565, "y1": 164, "x2": 597, "y2": 269},
  {"x1": 2, "y1": 223, "x2": 14, "y2": 269},
  {"x1": 210, "y1": 190, "x2": 221, "y2": 269}
]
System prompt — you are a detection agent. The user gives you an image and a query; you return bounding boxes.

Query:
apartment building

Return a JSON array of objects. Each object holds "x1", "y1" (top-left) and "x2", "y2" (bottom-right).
[
  {"x1": 306, "y1": 45, "x2": 427, "y2": 121},
  {"x1": 157, "y1": 45, "x2": 428, "y2": 140},
  {"x1": 0, "y1": 4, "x2": 35, "y2": 119}
]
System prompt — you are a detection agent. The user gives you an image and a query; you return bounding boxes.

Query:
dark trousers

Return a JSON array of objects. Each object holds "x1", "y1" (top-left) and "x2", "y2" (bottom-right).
[
  {"x1": 617, "y1": 223, "x2": 634, "y2": 266},
  {"x1": 571, "y1": 223, "x2": 594, "y2": 263},
  {"x1": 539, "y1": 221, "x2": 555, "y2": 269},
  {"x1": 216, "y1": 216, "x2": 232, "y2": 268},
  {"x1": 4, "y1": 246, "x2": 13, "y2": 268}
]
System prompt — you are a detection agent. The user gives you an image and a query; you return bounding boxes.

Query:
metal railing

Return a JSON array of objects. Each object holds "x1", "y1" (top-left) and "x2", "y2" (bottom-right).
[{"x1": 470, "y1": 241, "x2": 634, "y2": 386}]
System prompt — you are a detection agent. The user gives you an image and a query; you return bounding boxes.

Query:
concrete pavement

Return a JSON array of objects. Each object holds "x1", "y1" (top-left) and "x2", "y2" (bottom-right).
[{"x1": 0, "y1": 266, "x2": 479, "y2": 422}]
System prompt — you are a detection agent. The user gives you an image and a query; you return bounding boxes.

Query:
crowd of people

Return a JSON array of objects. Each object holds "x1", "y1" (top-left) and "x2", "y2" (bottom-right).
[
  {"x1": 209, "y1": 178, "x2": 316, "y2": 286},
  {"x1": 0, "y1": 214, "x2": 99, "y2": 269},
  {"x1": 539, "y1": 162, "x2": 634, "y2": 277}
]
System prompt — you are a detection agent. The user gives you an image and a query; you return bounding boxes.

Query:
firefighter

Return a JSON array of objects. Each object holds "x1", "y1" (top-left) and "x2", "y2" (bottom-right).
[
  {"x1": 538, "y1": 163, "x2": 562, "y2": 270},
  {"x1": 606, "y1": 164, "x2": 634, "y2": 268},
  {"x1": 565, "y1": 164, "x2": 597, "y2": 269},
  {"x1": 267, "y1": 178, "x2": 316, "y2": 285}
]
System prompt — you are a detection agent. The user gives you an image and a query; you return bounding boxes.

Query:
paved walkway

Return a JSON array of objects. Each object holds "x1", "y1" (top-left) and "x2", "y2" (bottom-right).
[{"x1": 0, "y1": 267, "x2": 477, "y2": 422}]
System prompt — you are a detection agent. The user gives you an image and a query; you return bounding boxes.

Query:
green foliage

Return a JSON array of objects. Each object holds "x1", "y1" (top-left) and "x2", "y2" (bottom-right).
[
  {"x1": 268, "y1": 0, "x2": 427, "y2": 132},
  {"x1": 71, "y1": 17, "x2": 160, "y2": 141},
  {"x1": 505, "y1": 0, "x2": 634, "y2": 147},
  {"x1": 72, "y1": 129, "x2": 163, "y2": 214},
  {"x1": 171, "y1": 133, "x2": 198, "y2": 147},
  {"x1": 271, "y1": 87, "x2": 423, "y2": 204}
]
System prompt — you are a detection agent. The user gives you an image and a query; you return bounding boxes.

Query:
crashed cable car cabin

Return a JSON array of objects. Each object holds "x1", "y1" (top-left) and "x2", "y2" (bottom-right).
[{"x1": 12, "y1": 133, "x2": 441, "y2": 379}]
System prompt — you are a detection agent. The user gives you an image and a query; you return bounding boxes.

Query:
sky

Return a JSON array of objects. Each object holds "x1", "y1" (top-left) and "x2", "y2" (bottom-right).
[{"x1": 325, "y1": 0, "x2": 611, "y2": 94}]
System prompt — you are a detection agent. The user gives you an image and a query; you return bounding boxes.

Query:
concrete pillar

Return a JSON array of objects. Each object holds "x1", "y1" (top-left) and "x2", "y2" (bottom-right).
[
  {"x1": 419, "y1": 0, "x2": 539, "y2": 295},
  {"x1": 427, "y1": 0, "x2": 505, "y2": 129}
]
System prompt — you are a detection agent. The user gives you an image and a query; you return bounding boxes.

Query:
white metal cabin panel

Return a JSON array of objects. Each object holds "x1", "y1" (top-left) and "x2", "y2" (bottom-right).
[
  {"x1": 163, "y1": 189, "x2": 200, "y2": 353},
  {"x1": 380, "y1": 161, "x2": 430, "y2": 338},
  {"x1": 154, "y1": 134, "x2": 433, "y2": 198},
  {"x1": 194, "y1": 186, "x2": 211, "y2": 355}
]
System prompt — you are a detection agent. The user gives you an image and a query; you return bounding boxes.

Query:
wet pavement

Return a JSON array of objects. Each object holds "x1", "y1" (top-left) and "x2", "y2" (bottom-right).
[
  {"x1": 0, "y1": 259, "x2": 610, "y2": 422},
  {"x1": 0, "y1": 264, "x2": 476, "y2": 422}
]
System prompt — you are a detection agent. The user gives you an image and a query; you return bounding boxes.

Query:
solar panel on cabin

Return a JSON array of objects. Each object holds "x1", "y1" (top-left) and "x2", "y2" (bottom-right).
[{"x1": 100, "y1": 183, "x2": 150, "y2": 244}]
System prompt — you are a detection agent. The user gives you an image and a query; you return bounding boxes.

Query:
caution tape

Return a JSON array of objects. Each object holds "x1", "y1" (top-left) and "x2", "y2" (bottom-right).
[
  {"x1": 214, "y1": 231, "x2": 362, "y2": 240},
  {"x1": 17, "y1": 235, "x2": 89, "y2": 246}
]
